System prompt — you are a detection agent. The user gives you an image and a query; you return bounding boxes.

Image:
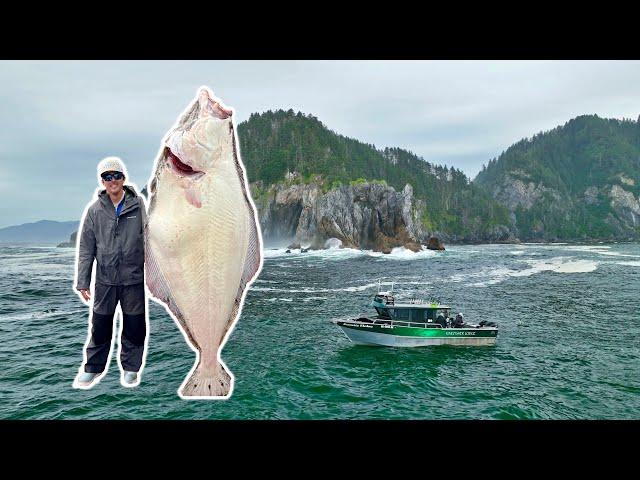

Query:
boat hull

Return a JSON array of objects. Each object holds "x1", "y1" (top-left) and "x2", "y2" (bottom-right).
[{"x1": 333, "y1": 320, "x2": 497, "y2": 347}]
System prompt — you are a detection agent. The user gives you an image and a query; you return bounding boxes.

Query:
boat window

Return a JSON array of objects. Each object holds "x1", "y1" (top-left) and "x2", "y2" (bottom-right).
[
  {"x1": 395, "y1": 309, "x2": 409, "y2": 320},
  {"x1": 410, "y1": 309, "x2": 425, "y2": 322},
  {"x1": 426, "y1": 309, "x2": 437, "y2": 320}
]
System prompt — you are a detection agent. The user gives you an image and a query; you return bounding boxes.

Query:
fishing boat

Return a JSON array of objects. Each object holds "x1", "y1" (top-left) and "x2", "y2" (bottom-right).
[{"x1": 331, "y1": 287, "x2": 497, "y2": 347}]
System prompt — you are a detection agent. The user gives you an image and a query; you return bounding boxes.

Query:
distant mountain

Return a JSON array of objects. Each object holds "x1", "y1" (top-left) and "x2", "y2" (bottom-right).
[
  {"x1": 475, "y1": 114, "x2": 640, "y2": 241},
  {"x1": 0, "y1": 220, "x2": 79, "y2": 244},
  {"x1": 238, "y1": 110, "x2": 515, "y2": 244}
]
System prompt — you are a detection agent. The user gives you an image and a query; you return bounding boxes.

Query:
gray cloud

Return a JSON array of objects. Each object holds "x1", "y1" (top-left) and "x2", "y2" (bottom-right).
[{"x1": 1, "y1": 60, "x2": 639, "y2": 227}]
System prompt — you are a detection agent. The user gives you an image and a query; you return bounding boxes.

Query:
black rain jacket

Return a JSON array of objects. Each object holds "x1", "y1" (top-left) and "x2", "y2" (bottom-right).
[{"x1": 76, "y1": 185, "x2": 146, "y2": 290}]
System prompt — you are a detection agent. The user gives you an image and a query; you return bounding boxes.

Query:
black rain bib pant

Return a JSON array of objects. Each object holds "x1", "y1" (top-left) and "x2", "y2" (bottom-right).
[{"x1": 84, "y1": 283, "x2": 147, "y2": 373}]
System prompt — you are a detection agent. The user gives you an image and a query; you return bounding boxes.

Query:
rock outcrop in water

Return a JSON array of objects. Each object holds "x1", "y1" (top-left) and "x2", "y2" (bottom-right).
[
  {"x1": 253, "y1": 181, "x2": 434, "y2": 251},
  {"x1": 427, "y1": 236, "x2": 445, "y2": 250},
  {"x1": 56, "y1": 231, "x2": 77, "y2": 248}
]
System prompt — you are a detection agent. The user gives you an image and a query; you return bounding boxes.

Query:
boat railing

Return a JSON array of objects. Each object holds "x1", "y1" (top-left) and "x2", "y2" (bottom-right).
[
  {"x1": 372, "y1": 319, "x2": 443, "y2": 329},
  {"x1": 407, "y1": 298, "x2": 426, "y2": 304}
]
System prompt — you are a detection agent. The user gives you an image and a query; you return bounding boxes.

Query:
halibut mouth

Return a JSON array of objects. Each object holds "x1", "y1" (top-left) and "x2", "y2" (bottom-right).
[{"x1": 164, "y1": 147, "x2": 205, "y2": 180}]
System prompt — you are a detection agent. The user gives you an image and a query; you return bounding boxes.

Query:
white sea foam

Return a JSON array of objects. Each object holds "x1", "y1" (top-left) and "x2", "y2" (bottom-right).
[
  {"x1": 460, "y1": 257, "x2": 599, "y2": 287},
  {"x1": 252, "y1": 287, "x2": 322, "y2": 292},
  {"x1": 381, "y1": 247, "x2": 438, "y2": 260},
  {"x1": 585, "y1": 250, "x2": 638, "y2": 258},
  {"x1": 262, "y1": 245, "x2": 438, "y2": 261},
  {"x1": 546, "y1": 259, "x2": 598, "y2": 273},
  {"x1": 302, "y1": 296, "x2": 328, "y2": 302},
  {"x1": 514, "y1": 257, "x2": 598, "y2": 275},
  {"x1": 2, "y1": 310, "x2": 76, "y2": 322},
  {"x1": 557, "y1": 245, "x2": 639, "y2": 258},
  {"x1": 263, "y1": 248, "x2": 300, "y2": 258},
  {"x1": 250, "y1": 278, "x2": 433, "y2": 294},
  {"x1": 509, "y1": 250, "x2": 526, "y2": 255},
  {"x1": 252, "y1": 281, "x2": 383, "y2": 293},
  {"x1": 343, "y1": 282, "x2": 384, "y2": 292},
  {"x1": 615, "y1": 261, "x2": 640, "y2": 267},
  {"x1": 564, "y1": 245, "x2": 611, "y2": 252}
]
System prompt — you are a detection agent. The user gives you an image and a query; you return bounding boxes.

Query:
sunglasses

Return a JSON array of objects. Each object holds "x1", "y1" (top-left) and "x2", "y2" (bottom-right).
[{"x1": 102, "y1": 172, "x2": 124, "y2": 182}]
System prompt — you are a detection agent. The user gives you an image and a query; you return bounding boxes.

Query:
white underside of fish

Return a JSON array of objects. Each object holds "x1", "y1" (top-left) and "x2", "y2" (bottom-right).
[{"x1": 145, "y1": 106, "x2": 262, "y2": 399}]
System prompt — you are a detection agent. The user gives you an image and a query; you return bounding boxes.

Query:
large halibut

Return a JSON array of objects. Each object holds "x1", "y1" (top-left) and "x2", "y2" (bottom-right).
[{"x1": 145, "y1": 87, "x2": 262, "y2": 399}]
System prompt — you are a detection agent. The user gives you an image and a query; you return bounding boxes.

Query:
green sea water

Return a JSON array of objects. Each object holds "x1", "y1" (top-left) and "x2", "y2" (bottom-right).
[{"x1": 1, "y1": 242, "x2": 639, "y2": 419}]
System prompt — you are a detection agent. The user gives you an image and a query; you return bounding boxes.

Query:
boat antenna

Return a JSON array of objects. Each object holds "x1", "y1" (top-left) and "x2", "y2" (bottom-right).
[
  {"x1": 377, "y1": 279, "x2": 381, "y2": 294},
  {"x1": 391, "y1": 282, "x2": 394, "y2": 294}
]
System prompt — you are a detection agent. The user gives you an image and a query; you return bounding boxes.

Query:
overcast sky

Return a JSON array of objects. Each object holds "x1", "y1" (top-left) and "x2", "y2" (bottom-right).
[{"x1": 1, "y1": 60, "x2": 639, "y2": 228}]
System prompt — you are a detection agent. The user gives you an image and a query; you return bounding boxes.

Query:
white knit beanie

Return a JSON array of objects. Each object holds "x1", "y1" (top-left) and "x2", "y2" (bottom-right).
[{"x1": 97, "y1": 157, "x2": 128, "y2": 183}]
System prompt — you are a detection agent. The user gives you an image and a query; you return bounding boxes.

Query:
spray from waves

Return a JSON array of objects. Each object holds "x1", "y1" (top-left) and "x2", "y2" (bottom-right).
[{"x1": 367, "y1": 247, "x2": 438, "y2": 260}]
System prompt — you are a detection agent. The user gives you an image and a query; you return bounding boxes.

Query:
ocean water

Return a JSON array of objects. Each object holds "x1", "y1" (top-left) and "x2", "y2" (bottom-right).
[{"x1": 1, "y1": 242, "x2": 639, "y2": 419}]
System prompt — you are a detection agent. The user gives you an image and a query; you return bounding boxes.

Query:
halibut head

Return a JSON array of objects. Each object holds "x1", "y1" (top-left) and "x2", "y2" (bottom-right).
[{"x1": 145, "y1": 87, "x2": 263, "y2": 399}]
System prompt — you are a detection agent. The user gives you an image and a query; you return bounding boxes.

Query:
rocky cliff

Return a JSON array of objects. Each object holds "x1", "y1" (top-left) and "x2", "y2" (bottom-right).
[
  {"x1": 253, "y1": 181, "x2": 434, "y2": 251},
  {"x1": 475, "y1": 115, "x2": 640, "y2": 241},
  {"x1": 253, "y1": 179, "x2": 518, "y2": 250}
]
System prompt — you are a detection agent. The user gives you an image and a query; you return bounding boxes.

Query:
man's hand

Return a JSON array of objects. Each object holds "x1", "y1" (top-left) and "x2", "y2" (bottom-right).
[{"x1": 79, "y1": 289, "x2": 91, "y2": 301}]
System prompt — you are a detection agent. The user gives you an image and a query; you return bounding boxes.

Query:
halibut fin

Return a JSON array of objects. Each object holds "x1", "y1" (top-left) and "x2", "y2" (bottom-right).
[{"x1": 144, "y1": 224, "x2": 200, "y2": 350}]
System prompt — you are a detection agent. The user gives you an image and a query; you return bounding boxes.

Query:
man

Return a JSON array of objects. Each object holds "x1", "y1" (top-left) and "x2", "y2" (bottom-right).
[{"x1": 73, "y1": 157, "x2": 148, "y2": 389}]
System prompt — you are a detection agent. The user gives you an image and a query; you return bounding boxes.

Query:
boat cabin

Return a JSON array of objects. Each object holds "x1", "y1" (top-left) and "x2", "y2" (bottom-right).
[{"x1": 372, "y1": 293, "x2": 450, "y2": 323}]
